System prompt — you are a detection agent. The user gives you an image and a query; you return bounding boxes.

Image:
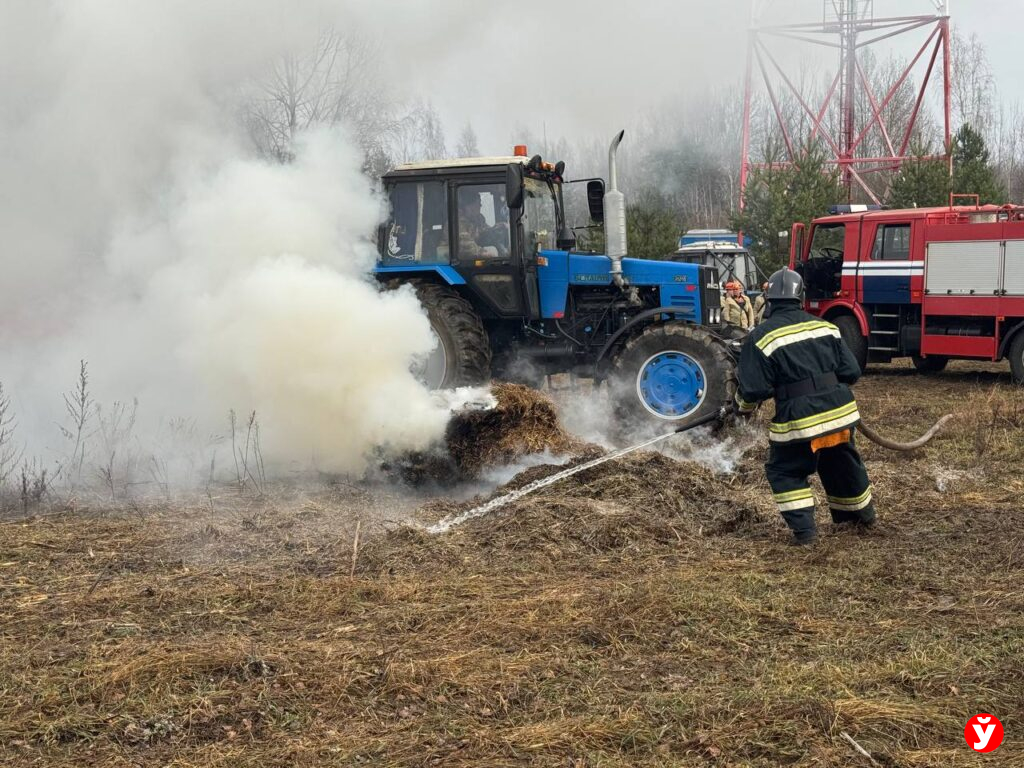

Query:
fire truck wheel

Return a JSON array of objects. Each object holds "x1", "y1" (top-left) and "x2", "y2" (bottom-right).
[
  {"x1": 833, "y1": 315, "x2": 867, "y2": 373},
  {"x1": 912, "y1": 355, "x2": 948, "y2": 373},
  {"x1": 1009, "y1": 332, "x2": 1024, "y2": 385}
]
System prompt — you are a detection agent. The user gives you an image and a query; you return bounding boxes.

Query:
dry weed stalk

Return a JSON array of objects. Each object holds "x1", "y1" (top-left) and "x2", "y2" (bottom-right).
[
  {"x1": 229, "y1": 409, "x2": 267, "y2": 495},
  {"x1": 0, "y1": 381, "x2": 24, "y2": 508},
  {"x1": 59, "y1": 360, "x2": 94, "y2": 487},
  {"x1": 95, "y1": 398, "x2": 139, "y2": 500}
]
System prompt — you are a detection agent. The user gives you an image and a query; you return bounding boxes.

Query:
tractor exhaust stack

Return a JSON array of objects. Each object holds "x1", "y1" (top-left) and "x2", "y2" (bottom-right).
[{"x1": 604, "y1": 130, "x2": 627, "y2": 289}]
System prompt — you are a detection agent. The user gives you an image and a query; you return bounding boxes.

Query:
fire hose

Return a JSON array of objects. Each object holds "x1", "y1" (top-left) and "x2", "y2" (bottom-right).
[
  {"x1": 426, "y1": 406, "x2": 953, "y2": 533},
  {"x1": 858, "y1": 414, "x2": 954, "y2": 451}
]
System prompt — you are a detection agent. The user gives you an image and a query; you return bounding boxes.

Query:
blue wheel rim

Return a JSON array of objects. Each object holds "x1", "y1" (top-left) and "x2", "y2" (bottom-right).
[{"x1": 636, "y1": 350, "x2": 707, "y2": 419}]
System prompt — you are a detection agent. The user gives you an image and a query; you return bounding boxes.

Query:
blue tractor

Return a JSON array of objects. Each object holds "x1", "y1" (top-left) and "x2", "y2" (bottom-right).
[{"x1": 375, "y1": 132, "x2": 738, "y2": 428}]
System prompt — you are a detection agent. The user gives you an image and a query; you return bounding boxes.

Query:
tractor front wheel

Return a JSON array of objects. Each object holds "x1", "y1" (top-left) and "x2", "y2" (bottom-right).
[{"x1": 610, "y1": 323, "x2": 735, "y2": 436}]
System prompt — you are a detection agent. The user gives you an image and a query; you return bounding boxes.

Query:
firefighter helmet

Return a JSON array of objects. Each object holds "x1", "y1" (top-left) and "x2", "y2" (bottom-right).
[{"x1": 765, "y1": 267, "x2": 804, "y2": 302}]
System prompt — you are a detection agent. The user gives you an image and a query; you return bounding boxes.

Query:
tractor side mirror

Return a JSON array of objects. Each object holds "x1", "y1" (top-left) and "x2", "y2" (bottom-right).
[
  {"x1": 506, "y1": 163, "x2": 524, "y2": 209},
  {"x1": 586, "y1": 179, "x2": 605, "y2": 223}
]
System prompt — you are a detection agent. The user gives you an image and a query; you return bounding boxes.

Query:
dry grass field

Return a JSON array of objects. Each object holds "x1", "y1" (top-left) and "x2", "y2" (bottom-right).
[{"x1": 2, "y1": 363, "x2": 1022, "y2": 767}]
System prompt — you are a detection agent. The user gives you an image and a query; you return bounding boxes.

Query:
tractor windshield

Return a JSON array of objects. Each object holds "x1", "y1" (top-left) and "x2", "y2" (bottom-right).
[{"x1": 523, "y1": 178, "x2": 558, "y2": 253}]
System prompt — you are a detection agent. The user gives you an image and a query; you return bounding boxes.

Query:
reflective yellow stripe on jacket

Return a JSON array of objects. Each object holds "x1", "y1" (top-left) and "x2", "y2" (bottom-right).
[
  {"x1": 755, "y1": 320, "x2": 840, "y2": 357},
  {"x1": 768, "y1": 402, "x2": 861, "y2": 443}
]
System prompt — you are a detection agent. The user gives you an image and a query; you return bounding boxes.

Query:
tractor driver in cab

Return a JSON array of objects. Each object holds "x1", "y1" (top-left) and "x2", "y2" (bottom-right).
[
  {"x1": 457, "y1": 187, "x2": 509, "y2": 259},
  {"x1": 733, "y1": 267, "x2": 876, "y2": 546},
  {"x1": 723, "y1": 281, "x2": 755, "y2": 330}
]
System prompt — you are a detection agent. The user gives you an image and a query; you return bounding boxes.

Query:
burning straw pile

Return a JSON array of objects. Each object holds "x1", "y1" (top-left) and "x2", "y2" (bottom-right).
[
  {"x1": 385, "y1": 383, "x2": 593, "y2": 485},
  {"x1": 445, "y1": 383, "x2": 589, "y2": 476}
]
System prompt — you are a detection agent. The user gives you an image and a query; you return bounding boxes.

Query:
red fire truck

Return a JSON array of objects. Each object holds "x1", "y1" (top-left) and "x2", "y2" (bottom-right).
[{"x1": 789, "y1": 203, "x2": 1024, "y2": 383}]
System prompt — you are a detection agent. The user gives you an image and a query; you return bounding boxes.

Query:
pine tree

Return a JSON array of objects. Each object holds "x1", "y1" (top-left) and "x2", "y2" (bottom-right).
[
  {"x1": 732, "y1": 141, "x2": 841, "y2": 271},
  {"x1": 951, "y1": 124, "x2": 1006, "y2": 204},
  {"x1": 625, "y1": 188, "x2": 681, "y2": 260},
  {"x1": 888, "y1": 141, "x2": 950, "y2": 209}
]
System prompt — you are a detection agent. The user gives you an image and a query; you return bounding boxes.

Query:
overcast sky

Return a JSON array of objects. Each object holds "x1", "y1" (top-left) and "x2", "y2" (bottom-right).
[{"x1": 388, "y1": 0, "x2": 1024, "y2": 154}]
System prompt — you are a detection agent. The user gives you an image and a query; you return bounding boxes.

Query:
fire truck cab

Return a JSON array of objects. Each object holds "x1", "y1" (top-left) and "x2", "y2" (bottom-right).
[{"x1": 790, "y1": 204, "x2": 1024, "y2": 383}]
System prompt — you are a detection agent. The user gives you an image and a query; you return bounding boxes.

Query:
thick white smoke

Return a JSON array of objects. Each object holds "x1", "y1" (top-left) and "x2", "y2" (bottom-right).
[{"x1": 0, "y1": 1, "x2": 468, "y2": 478}]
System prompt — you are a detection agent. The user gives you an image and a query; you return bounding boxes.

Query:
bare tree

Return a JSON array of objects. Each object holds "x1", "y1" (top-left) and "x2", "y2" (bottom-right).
[
  {"x1": 455, "y1": 122, "x2": 480, "y2": 158},
  {"x1": 389, "y1": 99, "x2": 448, "y2": 164},
  {"x1": 949, "y1": 31, "x2": 995, "y2": 136},
  {"x1": 242, "y1": 29, "x2": 396, "y2": 164},
  {"x1": 993, "y1": 100, "x2": 1024, "y2": 200}
]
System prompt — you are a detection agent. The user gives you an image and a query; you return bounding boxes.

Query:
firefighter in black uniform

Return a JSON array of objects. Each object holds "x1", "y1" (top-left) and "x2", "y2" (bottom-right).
[{"x1": 734, "y1": 267, "x2": 876, "y2": 545}]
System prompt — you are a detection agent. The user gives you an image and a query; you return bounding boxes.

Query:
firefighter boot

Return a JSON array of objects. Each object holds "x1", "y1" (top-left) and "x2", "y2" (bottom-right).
[
  {"x1": 830, "y1": 503, "x2": 875, "y2": 528},
  {"x1": 781, "y1": 509, "x2": 818, "y2": 546}
]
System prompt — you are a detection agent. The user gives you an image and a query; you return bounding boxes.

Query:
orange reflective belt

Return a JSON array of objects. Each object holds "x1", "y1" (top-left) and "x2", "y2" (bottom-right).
[{"x1": 810, "y1": 429, "x2": 851, "y2": 453}]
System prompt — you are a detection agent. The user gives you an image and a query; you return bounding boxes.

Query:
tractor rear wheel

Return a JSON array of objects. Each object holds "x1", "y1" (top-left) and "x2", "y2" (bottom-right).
[
  {"x1": 413, "y1": 283, "x2": 491, "y2": 388},
  {"x1": 912, "y1": 354, "x2": 948, "y2": 374},
  {"x1": 610, "y1": 323, "x2": 735, "y2": 435}
]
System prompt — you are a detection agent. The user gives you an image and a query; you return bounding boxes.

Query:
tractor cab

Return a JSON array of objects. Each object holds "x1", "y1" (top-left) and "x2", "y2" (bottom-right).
[
  {"x1": 670, "y1": 232, "x2": 763, "y2": 294},
  {"x1": 378, "y1": 152, "x2": 579, "y2": 322}
]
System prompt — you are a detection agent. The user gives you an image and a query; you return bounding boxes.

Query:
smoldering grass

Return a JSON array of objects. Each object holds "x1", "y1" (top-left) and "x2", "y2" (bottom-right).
[{"x1": 1, "y1": 360, "x2": 1022, "y2": 767}]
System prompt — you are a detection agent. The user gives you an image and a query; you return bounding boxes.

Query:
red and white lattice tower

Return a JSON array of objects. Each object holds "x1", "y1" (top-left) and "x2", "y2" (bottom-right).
[{"x1": 739, "y1": 1, "x2": 952, "y2": 205}]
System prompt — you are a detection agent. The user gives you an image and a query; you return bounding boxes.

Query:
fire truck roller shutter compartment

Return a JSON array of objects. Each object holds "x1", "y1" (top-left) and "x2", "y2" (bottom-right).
[
  {"x1": 925, "y1": 241, "x2": 1002, "y2": 296},
  {"x1": 1003, "y1": 240, "x2": 1024, "y2": 295}
]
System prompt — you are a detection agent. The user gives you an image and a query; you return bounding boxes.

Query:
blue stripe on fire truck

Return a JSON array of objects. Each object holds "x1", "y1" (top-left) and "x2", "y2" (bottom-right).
[{"x1": 843, "y1": 261, "x2": 923, "y2": 303}]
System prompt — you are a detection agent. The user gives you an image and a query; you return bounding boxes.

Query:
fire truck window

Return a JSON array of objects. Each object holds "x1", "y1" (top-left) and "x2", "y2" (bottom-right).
[
  {"x1": 383, "y1": 181, "x2": 449, "y2": 264},
  {"x1": 871, "y1": 224, "x2": 911, "y2": 260},
  {"x1": 809, "y1": 224, "x2": 845, "y2": 258}
]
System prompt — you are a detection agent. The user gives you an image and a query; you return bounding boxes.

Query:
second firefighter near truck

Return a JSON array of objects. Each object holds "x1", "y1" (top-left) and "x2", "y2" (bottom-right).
[{"x1": 734, "y1": 267, "x2": 876, "y2": 545}]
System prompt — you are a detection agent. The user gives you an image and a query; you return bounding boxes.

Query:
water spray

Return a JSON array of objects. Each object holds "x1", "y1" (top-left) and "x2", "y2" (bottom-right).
[{"x1": 426, "y1": 407, "x2": 726, "y2": 534}]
